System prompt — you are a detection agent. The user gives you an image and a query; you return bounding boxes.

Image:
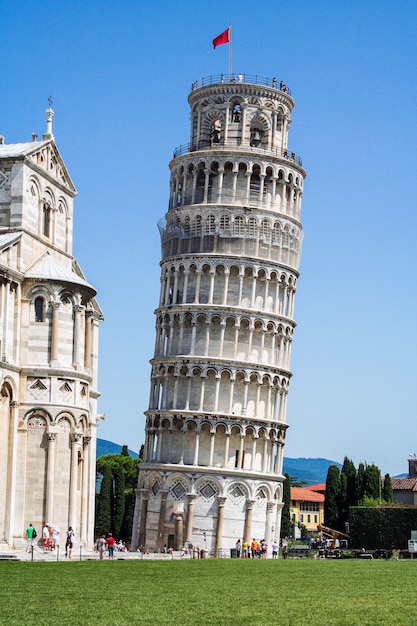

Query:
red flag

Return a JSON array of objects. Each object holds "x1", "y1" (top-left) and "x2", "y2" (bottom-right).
[{"x1": 213, "y1": 27, "x2": 230, "y2": 49}]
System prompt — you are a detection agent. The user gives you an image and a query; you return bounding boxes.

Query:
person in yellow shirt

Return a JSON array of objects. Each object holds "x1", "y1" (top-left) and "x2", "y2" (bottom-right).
[
  {"x1": 242, "y1": 540, "x2": 249, "y2": 558},
  {"x1": 251, "y1": 538, "x2": 259, "y2": 558}
]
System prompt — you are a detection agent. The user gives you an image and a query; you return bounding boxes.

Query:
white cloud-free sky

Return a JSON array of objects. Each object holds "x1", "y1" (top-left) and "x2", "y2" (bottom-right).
[{"x1": 1, "y1": 0, "x2": 416, "y2": 476}]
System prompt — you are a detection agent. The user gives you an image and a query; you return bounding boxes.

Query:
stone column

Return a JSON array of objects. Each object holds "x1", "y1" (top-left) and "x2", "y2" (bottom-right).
[
  {"x1": 50, "y1": 301, "x2": 60, "y2": 364},
  {"x1": 157, "y1": 490, "x2": 169, "y2": 551},
  {"x1": 262, "y1": 437, "x2": 268, "y2": 473},
  {"x1": 237, "y1": 434, "x2": 245, "y2": 469},
  {"x1": 208, "y1": 271, "x2": 215, "y2": 304},
  {"x1": 275, "y1": 503, "x2": 284, "y2": 543},
  {"x1": 243, "y1": 499, "x2": 254, "y2": 543},
  {"x1": 194, "y1": 271, "x2": 202, "y2": 304},
  {"x1": 80, "y1": 436, "x2": 91, "y2": 544},
  {"x1": 185, "y1": 493, "x2": 196, "y2": 542},
  {"x1": 219, "y1": 322, "x2": 226, "y2": 358},
  {"x1": 215, "y1": 497, "x2": 227, "y2": 556},
  {"x1": 73, "y1": 305, "x2": 83, "y2": 368},
  {"x1": 224, "y1": 104, "x2": 230, "y2": 143},
  {"x1": 251, "y1": 436, "x2": 257, "y2": 471},
  {"x1": 175, "y1": 513, "x2": 184, "y2": 550},
  {"x1": 182, "y1": 271, "x2": 189, "y2": 304},
  {"x1": 209, "y1": 430, "x2": 215, "y2": 466},
  {"x1": 223, "y1": 433, "x2": 230, "y2": 468},
  {"x1": 6, "y1": 401, "x2": 19, "y2": 543},
  {"x1": 69, "y1": 433, "x2": 82, "y2": 530},
  {"x1": 179, "y1": 428, "x2": 186, "y2": 464},
  {"x1": 1, "y1": 280, "x2": 9, "y2": 360},
  {"x1": 84, "y1": 312, "x2": 92, "y2": 370},
  {"x1": 265, "y1": 501, "x2": 276, "y2": 547},
  {"x1": 240, "y1": 105, "x2": 247, "y2": 146},
  {"x1": 193, "y1": 429, "x2": 200, "y2": 465},
  {"x1": 138, "y1": 489, "x2": 149, "y2": 550},
  {"x1": 45, "y1": 433, "x2": 57, "y2": 524},
  {"x1": 222, "y1": 270, "x2": 230, "y2": 305}
]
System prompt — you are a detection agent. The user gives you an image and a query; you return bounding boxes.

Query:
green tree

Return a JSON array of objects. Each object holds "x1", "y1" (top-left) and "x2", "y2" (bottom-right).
[
  {"x1": 280, "y1": 473, "x2": 291, "y2": 538},
  {"x1": 95, "y1": 464, "x2": 112, "y2": 537},
  {"x1": 112, "y1": 463, "x2": 126, "y2": 537},
  {"x1": 121, "y1": 490, "x2": 136, "y2": 542},
  {"x1": 356, "y1": 462, "x2": 366, "y2": 502},
  {"x1": 95, "y1": 453, "x2": 140, "y2": 542},
  {"x1": 383, "y1": 473, "x2": 394, "y2": 503},
  {"x1": 324, "y1": 465, "x2": 341, "y2": 529},
  {"x1": 340, "y1": 457, "x2": 357, "y2": 529},
  {"x1": 362, "y1": 463, "x2": 381, "y2": 501}
]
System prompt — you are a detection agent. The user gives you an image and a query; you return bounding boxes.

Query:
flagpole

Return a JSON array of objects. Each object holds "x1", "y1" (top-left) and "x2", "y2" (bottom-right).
[{"x1": 229, "y1": 23, "x2": 232, "y2": 77}]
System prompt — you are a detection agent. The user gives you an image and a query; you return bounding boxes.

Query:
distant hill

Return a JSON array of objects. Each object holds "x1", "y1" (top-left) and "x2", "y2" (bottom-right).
[
  {"x1": 97, "y1": 438, "x2": 138, "y2": 459},
  {"x1": 283, "y1": 457, "x2": 342, "y2": 485},
  {"x1": 96, "y1": 439, "x2": 339, "y2": 482}
]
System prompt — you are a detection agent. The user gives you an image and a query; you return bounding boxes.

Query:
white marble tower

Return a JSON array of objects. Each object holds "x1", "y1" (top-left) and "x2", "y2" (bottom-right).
[
  {"x1": 0, "y1": 109, "x2": 102, "y2": 548},
  {"x1": 132, "y1": 74, "x2": 305, "y2": 554}
]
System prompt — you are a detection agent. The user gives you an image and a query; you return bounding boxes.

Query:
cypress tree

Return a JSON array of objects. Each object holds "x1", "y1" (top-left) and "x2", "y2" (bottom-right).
[
  {"x1": 383, "y1": 473, "x2": 394, "y2": 503},
  {"x1": 324, "y1": 465, "x2": 341, "y2": 529},
  {"x1": 356, "y1": 462, "x2": 366, "y2": 502},
  {"x1": 340, "y1": 457, "x2": 357, "y2": 528},
  {"x1": 95, "y1": 464, "x2": 112, "y2": 537},
  {"x1": 363, "y1": 463, "x2": 381, "y2": 501},
  {"x1": 121, "y1": 490, "x2": 136, "y2": 544},
  {"x1": 280, "y1": 473, "x2": 291, "y2": 538}
]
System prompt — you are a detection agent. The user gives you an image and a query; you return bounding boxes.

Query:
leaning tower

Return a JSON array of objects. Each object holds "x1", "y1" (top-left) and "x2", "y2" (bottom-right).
[{"x1": 132, "y1": 74, "x2": 305, "y2": 554}]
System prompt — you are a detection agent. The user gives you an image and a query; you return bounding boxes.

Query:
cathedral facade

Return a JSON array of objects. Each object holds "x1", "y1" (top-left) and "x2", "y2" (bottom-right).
[
  {"x1": 132, "y1": 74, "x2": 305, "y2": 554},
  {"x1": 0, "y1": 108, "x2": 102, "y2": 548}
]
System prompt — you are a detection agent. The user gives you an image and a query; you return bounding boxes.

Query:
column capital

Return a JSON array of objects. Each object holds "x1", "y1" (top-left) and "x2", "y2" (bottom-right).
[
  {"x1": 217, "y1": 496, "x2": 227, "y2": 507},
  {"x1": 83, "y1": 436, "x2": 92, "y2": 447},
  {"x1": 71, "y1": 432, "x2": 83, "y2": 445},
  {"x1": 267, "y1": 501, "x2": 276, "y2": 513},
  {"x1": 47, "y1": 432, "x2": 57, "y2": 442}
]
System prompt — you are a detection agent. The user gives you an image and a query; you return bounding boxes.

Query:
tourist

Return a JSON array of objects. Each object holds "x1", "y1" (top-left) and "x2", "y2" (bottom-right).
[
  {"x1": 271, "y1": 539, "x2": 279, "y2": 559},
  {"x1": 42, "y1": 524, "x2": 50, "y2": 552},
  {"x1": 282, "y1": 538, "x2": 288, "y2": 559},
  {"x1": 107, "y1": 533, "x2": 115, "y2": 560},
  {"x1": 25, "y1": 523, "x2": 35, "y2": 552},
  {"x1": 251, "y1": 538, "x2": 259, "y2": 558},
  {"x1": 242, "y1": 539, "x2": 249, "y2": 558},
  {"x1": 65, "y1": 527, "x2": 74, "y2": 558},
  {"x1": 96, "y1": 535, "x2": 106, "y2": 559},
  {"x1": 235, "y1": 539, "x2": 241, "y2": 558},
  {"x1": 51, "y1": 525, "x2": 60, "y2": 550}
]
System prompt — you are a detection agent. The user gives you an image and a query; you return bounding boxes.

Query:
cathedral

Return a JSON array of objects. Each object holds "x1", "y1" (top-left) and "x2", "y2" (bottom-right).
[
  {"x1": 0, "y1": 107, "x2": 102, "y2": 548},
  {"x1": 131, "y1": 74, "x2": 305, "y2": 553}
]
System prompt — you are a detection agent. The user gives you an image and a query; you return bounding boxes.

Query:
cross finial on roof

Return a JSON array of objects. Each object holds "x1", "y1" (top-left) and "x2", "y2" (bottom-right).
[{"x1": 48, "y1": 95, "x2": 53, "y2": 108}]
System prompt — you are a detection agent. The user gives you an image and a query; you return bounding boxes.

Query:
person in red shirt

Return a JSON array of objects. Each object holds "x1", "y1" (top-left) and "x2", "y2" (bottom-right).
[{"x1": 106, "y1": 533, "x2": 115, "y2": 560}]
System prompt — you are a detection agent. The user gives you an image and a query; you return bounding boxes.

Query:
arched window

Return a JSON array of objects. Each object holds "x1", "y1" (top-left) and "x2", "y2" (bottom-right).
[
  {"x1": 34, "y1": 296, "x2": 45, "y2": 322},
  {"x1": 43, "y1": 202, "x2": 51, "y2": 238}
]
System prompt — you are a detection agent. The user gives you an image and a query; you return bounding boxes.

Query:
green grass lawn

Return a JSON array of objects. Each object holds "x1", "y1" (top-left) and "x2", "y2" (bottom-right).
[{"x1": 0, "y1": 558, "x2": 416, "y2": 625}]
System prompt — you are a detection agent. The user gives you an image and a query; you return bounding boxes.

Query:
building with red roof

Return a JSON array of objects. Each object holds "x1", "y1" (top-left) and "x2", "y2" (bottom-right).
[{"x1": 290, "y1": 486, "x2": 325, "y2": 533}]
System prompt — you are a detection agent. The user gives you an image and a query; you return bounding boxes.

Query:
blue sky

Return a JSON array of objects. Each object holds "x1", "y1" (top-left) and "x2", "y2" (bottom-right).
[{"x1": 1, "y1": 0, "x2": 416, "y2": 476}]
